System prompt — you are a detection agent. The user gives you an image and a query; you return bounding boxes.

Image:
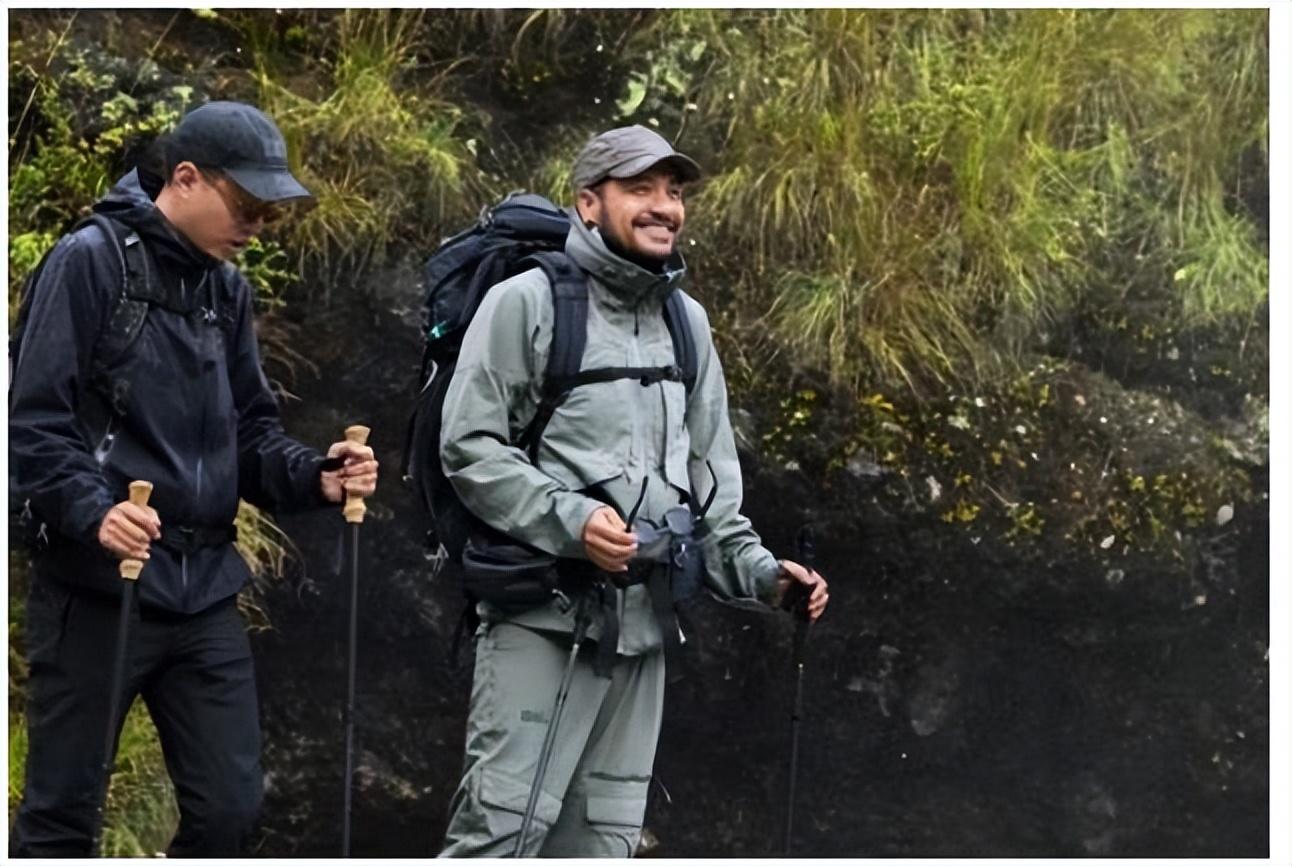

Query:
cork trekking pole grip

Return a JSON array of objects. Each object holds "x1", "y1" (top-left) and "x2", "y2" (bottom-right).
[
  {"x1": 119, "y1": 480, "x2": 154, "y2": 581},
  {"x1": 342, "y1": 425, "x2": 371, "y2": 524}
]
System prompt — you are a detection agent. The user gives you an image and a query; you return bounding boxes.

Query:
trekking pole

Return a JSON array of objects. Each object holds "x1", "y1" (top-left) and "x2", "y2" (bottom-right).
[
  {"x1": 515, "y1": 596, "x2": 591, "y2": 857},
  {"x1": 340, "y1": 425, "x2": 371, "y2": 858},
  {"x1": 91, "y1": 480, "x2": 153, "y2": 857},
  {"x1": 783, "y1": 524, "x2": 816, "y2": 856}
]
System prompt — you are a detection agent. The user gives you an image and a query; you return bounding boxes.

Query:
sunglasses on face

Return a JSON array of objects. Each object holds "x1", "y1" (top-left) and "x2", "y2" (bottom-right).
[{"x1": 201, "y1": 170, "x2": 282, "y2": 225}]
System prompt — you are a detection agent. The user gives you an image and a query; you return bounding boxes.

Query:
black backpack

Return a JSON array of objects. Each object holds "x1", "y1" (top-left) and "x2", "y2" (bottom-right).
[
  {"x1": 402, "y1": 192, "x2": 700, "y2": 565},
  {"x1": 9, "y1": 213, "x2": 237, "y2": 547}
]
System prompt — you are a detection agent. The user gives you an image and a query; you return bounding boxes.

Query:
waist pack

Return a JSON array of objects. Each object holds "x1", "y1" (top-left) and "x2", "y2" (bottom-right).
[{"x1": 460, "y1": 533, "x2": 566, "y2": 611}]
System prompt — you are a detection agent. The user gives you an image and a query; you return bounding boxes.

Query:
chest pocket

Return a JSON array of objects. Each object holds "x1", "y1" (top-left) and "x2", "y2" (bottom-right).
[{"x1": 534, "y1": 381, "x2": 626, "y2": 493}]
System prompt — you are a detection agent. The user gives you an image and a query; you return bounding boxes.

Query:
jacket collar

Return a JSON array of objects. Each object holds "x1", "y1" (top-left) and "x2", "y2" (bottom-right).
[
  {"x1": 93, "y1": 168, "x2": 225, "y2": 277},
  {"x1": 564, "y1": 211, "x2": 686, "y2": 311}
]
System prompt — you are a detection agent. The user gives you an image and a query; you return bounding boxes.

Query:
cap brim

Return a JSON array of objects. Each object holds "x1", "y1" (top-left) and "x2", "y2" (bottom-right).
[
  {"x1": 224, "y1": 166, "x2": 313, "y2": 203},
  {"x1": 607, "y1": 152, "x2": 703, "y2": 184}
]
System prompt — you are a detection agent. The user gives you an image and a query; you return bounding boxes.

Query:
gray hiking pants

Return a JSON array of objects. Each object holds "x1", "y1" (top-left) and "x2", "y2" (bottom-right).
[{"x1": 439, "y1": 621, "x2": 665, "y2": 858}]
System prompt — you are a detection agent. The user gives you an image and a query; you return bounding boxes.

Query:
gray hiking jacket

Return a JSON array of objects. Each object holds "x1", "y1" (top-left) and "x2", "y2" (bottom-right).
[{"x1": 440, "y1": 215, "x2": 781, "y2": 654}]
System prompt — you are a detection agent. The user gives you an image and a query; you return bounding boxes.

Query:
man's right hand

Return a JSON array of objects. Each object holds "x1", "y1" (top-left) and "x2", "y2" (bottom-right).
[
  {"x1": 582, "y1": 506, "x2": 637, "y2": 572},
  {"x1": 98, "y1": 501, "x2": 161, "y2": 561}
]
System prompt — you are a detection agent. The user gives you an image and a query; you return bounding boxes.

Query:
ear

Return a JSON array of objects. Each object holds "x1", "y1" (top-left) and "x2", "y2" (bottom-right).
[
  {"x1": 576, "y1": 187, "x2": 602, "y2": 228},
  {"x1": 169, "y1": 161, "x2": 203, "y2": 195}
]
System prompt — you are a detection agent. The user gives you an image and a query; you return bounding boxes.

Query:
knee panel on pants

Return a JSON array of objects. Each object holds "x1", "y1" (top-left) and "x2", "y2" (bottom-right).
[
  {"x1": 443, "y1": 764, "x2": 564, "y2": 856},
  {"x1": 545, "y1": 775, "x2": 650, "y2": 858}
]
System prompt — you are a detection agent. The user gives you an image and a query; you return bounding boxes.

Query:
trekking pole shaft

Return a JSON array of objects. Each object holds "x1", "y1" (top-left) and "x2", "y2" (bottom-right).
[
  {"x1": 92, "y1": 480, "x2": 153, "y2": 855},
  {"x1": 515, "y1": 614, "x2": 588, "y2": 857},
  {"x1": 92, "y1": 580, "x2": 135, "y2": 856},
  {"x1": 340, "y1": 424, "x2": 368, "y2": 856},
  {"x1": 342, "y1": 523, "x2": 359, "y2": 856},
  {"x1": 785, "y1": 659, "x2": 805, "y2": 854},
  {"x1": 784, "y1": 524, "x2": 815, "y2": 855}
]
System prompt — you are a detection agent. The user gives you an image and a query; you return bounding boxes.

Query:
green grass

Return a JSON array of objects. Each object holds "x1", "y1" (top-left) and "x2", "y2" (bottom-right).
[
  {"x1": 237, "y1": 9, "x2": 483, "y2": 298},
  {"x1": 8, "y1": 703, "x2": 180, "y2": 856},
  {"x1": 622, "y1": 9, "x2": 1268, "y2": 394},
  {"x1": 235, "y1": 500, "x2": 296, "y2": 631}
]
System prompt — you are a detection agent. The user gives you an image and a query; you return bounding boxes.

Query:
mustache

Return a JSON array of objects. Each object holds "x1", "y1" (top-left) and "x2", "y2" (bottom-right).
[{"x1": 634, "y1": 216, "x2": 678, "y2": 231}]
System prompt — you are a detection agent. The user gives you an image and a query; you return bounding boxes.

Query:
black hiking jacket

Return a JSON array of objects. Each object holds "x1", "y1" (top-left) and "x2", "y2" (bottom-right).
[{"x1": 9, "y1": 169, "x2": 328, "y2": 613}]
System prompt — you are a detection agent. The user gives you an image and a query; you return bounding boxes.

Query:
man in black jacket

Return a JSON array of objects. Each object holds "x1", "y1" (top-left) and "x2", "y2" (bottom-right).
[{"x1": 8, "y1": 101, "x2": 379, "y2": 857}]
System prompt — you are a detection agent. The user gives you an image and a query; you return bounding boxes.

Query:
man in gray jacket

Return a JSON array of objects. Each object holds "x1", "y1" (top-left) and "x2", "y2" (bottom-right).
[{"x1": 438, "y1": 125, "x2": 829, "y2": 857}]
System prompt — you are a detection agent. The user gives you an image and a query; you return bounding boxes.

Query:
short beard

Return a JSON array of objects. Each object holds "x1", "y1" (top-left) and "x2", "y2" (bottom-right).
[{"x1": 598, "y1": 222, "x2": 672, "y2": 274}]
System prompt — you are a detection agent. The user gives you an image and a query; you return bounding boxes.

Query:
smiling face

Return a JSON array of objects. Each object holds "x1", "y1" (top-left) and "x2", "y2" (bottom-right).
[
  {"x1": 154, "y1": 161, "x2": 280, "y2": 260},
  {"x1": 576, "y1": 165, "x2": 687, "y2": 262}
]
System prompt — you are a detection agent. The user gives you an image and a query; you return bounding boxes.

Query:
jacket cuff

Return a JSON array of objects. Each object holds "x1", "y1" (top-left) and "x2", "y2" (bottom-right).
[
  {"x1": 553, "y1": 494, "x2": 608, "y2": 559},
  {"x1": 750, "y1": 551, "x2": 784, "y2": 605},
  {"x1": 298, "y1": 451, "x2": 334, "y2": 510},
  {"x1": 68, "y1": 494, "x2": 116, "y2": 548}
]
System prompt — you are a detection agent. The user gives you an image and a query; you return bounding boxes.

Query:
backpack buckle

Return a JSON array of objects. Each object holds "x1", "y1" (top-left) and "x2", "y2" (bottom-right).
[{"x1": 639, "y1": 365, "x2": 681, "y2": 387}]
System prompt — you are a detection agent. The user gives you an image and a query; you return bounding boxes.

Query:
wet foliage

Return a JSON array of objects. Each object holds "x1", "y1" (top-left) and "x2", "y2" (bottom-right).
[{"x1": 7, "y1": 8, "x2": 1268, "y2": 857}]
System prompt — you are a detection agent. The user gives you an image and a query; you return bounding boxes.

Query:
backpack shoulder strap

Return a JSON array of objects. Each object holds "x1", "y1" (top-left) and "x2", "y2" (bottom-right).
[
  {"x1": 81, "y1": 214, "x2": 133, "y2": 286},
  {"x1": 662, "y1": 289, "x2": 698, "y2": 394},
  {"x1": 536, "y1": 251, "x2": 590, "y2": 391},
  {"x1": 93, "y1": 217, "x2": 152, "y2": 379},
  {"x1": 517, "y1": 250, "x2": 589, "y2": 463}
]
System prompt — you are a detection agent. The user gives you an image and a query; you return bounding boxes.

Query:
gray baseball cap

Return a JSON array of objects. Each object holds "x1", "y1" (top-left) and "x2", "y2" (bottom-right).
[
  {"x1": 571, "y1": 125, "x2": 702, "y2": 190},
  {"x1": 167, "y1": 101, "x2": 312, "y2": 203}
]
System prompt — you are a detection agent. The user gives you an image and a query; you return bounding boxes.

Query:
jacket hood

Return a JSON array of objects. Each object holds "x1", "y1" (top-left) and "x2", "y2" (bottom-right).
[
  {"x1": 92, "y1": 168, "x2": 223, "y2": 275},
  {"x1": 564, "y1": 211, "x2": 687, "y2": 310}
]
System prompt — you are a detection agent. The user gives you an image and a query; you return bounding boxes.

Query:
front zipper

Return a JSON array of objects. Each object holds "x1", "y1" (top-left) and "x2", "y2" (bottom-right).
[
  {"x1": 618, "y1": 587, "x2": 627, "y2": 654},
  {"x1": 627, "y1": 305, "x2": 646, "y2": 473},
  {"x1": 192, "y1": 274, "x2": 214, "y2": 503},
  {"x1": 186, "y1": 271, "x2": 217, "y2": 596}
]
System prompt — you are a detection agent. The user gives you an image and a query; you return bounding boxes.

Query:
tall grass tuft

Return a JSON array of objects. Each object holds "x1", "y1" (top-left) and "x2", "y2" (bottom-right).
[
  {"x1": 235, "y1": 500, "x2": 297, "y2": 631},
  {"x1": 238, "y1": 9, "x2": 483, "y2": 298},
  {"x1": 629, "y1": 9, "x2": 1267, "y2": 394}
]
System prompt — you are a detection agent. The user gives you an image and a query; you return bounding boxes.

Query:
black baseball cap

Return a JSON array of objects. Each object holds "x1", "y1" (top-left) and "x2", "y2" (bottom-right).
[{"x1": 167, "y1": 101, "x2": 312, "y2": 203}]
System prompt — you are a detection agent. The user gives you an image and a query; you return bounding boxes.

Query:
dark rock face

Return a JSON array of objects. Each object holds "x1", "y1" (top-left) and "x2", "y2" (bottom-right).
[{"x1": 249, "y1": 276, "x2": 1268, "y2": 858}]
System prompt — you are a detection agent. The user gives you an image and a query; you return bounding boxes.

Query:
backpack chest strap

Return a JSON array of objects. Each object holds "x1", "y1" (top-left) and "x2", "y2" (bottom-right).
[{"x1": 547, "y1": 363, "x2": 684, "y2": 393}]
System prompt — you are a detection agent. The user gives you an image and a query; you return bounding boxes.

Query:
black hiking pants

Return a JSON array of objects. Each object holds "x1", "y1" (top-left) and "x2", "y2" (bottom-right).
[{"x1": 9, "y1": 573, "x2": 263, "y2": 857}]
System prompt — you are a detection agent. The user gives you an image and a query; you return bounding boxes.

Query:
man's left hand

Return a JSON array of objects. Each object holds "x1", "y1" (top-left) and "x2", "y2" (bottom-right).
[
  {"x1": 776, "y1": 559, "x2": 829, "y2": 622},
  {"x1": 320, "y1": 439, "x2": 379, "y2": 504}
]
